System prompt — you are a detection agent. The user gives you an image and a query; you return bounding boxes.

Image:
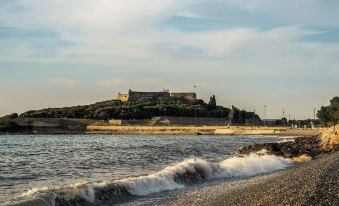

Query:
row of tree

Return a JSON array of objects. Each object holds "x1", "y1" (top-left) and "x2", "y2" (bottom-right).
[{"x1": 317, "y1": 97, "x2": 339, "y2": 126}]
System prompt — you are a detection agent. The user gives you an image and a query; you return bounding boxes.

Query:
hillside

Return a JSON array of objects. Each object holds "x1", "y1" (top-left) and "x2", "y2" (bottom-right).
[{"x1": 19, "y1": 98, "x2": 259, "y2": 123}]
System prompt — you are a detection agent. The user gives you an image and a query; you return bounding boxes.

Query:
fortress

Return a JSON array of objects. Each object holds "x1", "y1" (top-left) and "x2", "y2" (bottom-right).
[{"x1": 117, "y1": 89, "x2": 197, "y2": 102}]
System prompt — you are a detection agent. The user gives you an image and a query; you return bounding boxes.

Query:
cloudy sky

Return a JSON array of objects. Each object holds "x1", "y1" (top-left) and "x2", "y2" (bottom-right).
[{"x1": 0, "y1": 0, "x2": 338, "y2": 119}]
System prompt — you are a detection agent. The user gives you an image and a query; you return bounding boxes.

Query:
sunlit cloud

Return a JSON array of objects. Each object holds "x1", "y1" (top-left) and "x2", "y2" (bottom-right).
[
  {"x1": 97, "y1": 79, "x2": 124, "y2": 88},
  {"x1": 48, "y1": 78, "x2": 76, "y2": 88}
]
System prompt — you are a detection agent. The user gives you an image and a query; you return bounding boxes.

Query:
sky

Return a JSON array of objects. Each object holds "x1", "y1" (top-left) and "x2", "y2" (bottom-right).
[{"x1": 0, "y1": 0, "x2": 338, "y2": 119}]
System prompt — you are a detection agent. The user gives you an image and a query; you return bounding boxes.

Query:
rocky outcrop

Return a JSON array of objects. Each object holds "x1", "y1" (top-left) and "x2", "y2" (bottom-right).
[
  {"x1": 237, "y1": 136, "x2": 322, "y2": 159},
  {"x1": 238, "y1": 126, "x2": 339, "y2": 160}
]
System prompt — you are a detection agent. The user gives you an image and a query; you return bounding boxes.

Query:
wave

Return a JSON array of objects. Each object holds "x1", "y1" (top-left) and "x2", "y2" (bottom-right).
[{"x1": 12, "y1": 154, "x2": 292, "y2": 206}]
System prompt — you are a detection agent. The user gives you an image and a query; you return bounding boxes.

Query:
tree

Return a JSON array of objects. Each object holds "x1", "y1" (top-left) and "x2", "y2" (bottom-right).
[
  {"x1": 0, "y1": 113, "x2": 18, "y2": 119},
  {"x1": 208, "y1": 95, "x2": 217, "y2": 109},
  {"x1": 0, "y1": 121, "x2": 31, "y2": 133},
  {"x1": 317, "y1": 96, "x2": 339, "y2": 125}
]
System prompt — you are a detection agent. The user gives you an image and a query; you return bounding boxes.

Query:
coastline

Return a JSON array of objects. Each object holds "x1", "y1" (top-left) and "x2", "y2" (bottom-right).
[
  {"x1": 86, "y1": 125, "x2": 320, "y2": 136},
  {"x1": 167, "y1": 150, "x2": 339, "y2": 206},
  {"x1": 167, "y1": 125, "x2": 339, "y2": 206},
  {"x1": 5, "y1": 125, "x2": 338, "y2": 206}
]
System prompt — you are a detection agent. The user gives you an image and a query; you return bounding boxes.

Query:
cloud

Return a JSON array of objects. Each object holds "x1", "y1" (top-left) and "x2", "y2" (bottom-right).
[
  {"x1": 48, "y1": 78, "x2": 76, "y2": 88},
  {"x1": 0, "y1": 0, "x2": 339, "y2": 119},
  {"x1": 97, "y1": 79, "x2": 124, "y2": 87}
]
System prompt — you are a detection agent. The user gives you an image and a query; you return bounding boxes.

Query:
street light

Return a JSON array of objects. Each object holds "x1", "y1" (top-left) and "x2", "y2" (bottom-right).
[
  {"x1": 263, "y1": 105, "x2": 267, "y2": 126},
  {"x1": 313, "y1": 108, "x2": 316, "y2": 120},
  {"x1": 194, "y1": 107, "x2": 197, "y2": 125},
  {"x1": 282, "y1": 108, "x2": 285, "y2": 126}
]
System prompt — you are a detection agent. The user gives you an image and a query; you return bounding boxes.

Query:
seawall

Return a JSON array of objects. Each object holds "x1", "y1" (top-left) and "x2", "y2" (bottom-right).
[{"x1": 87, "y1": 125, "x2": 320, "y2": 136}]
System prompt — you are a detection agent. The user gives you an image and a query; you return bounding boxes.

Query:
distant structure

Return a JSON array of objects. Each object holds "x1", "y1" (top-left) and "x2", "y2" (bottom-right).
[
  {"x1": 169, "y1": 92, "x2": 196, "y2": 100},
  {"x1": 117, "y1": 89, "x2": 197, "y2": 102}
]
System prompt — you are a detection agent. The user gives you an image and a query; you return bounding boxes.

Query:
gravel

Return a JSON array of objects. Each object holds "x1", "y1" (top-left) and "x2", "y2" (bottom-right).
[{"x1": 166, "y1": 151, "x2": 339, "y2": 206}]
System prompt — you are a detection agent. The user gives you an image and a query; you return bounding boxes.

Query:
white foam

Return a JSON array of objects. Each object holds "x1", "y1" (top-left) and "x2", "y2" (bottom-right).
[
  {"x1": 115, "y1": 154, "x2": 291, "y2": 196},
  {"x1": 20, "y1": 154, "x2": 292, "y2": 203},
  {"x1": 277, "y1": 138, "x2": 295, "y2": 143},
  {"x1": 117, "y1": 158, "x2": 215, "y2": 196},
  {"x1": 217, "y1": 153, "x2": 292, "y2": 178}
]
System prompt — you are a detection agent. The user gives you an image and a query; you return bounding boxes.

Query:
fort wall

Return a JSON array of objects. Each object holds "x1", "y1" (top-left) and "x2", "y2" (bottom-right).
[
  {"x1": 116, "y1": 90, "x2": 197, "y2": 102},
  {"x1": 128, "y1": 91, "x2": 170, "y2": 101},
  {"x1": 170, "y1": 92, "x2": 196, "y2": 100}
]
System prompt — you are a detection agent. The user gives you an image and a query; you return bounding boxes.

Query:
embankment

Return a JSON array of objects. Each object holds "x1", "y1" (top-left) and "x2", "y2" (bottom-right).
[{"x1": 86, "y1": 125, "x2": 319, "y2": 136}]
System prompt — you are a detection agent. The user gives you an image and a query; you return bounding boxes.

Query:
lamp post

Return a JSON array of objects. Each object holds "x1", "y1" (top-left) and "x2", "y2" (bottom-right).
[
  {"x1": 282, "y1": 108, "x2": 285, "y2": 126},
  {"x1": 313, "y1": 108, "x2": 316, "y2": 120},
  {"x1": 263, "y1": 105, "x2": 267, "y2": 126},
  {"x1": 194, "y1": 107, "x2": 197, "y2": 125},
  {"x1": 313, "y1": 107, "x2": 316, "y2": 128}
]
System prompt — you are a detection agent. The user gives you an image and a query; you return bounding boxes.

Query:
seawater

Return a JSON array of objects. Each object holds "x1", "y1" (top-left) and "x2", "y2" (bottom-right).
[{"x1": 0, "y1": 134, "x2": 292, "y2": 205}]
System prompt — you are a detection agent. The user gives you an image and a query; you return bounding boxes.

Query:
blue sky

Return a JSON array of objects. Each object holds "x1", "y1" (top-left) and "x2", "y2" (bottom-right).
[{"x1": 0, "y1": 0, "x2": 339, "y2": 119}]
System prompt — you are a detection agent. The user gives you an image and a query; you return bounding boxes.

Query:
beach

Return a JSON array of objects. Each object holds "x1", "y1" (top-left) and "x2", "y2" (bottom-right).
[{"x1": 168, "y1": 151, "x2": 339, "y2": 206}]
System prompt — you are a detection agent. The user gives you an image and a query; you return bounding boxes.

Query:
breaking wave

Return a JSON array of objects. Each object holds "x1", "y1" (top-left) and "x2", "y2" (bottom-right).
[{"x1": 12, "y1": 154, "x2": 292, "y2": 206}]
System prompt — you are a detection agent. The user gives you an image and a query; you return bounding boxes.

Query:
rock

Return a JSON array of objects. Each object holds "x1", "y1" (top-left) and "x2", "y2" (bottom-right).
[
  {"x1": 292, "y1": 154, "x2": 312, "y2": 163},
  {"x1": 237, "y1": 136, "x2": 322, "y2": 159}
]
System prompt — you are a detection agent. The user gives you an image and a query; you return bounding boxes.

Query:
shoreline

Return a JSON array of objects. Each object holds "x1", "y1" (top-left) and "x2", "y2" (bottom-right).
[
  {"x1": 0, "y1": 125, "x2": 321, "y2": 136},
  {"x1": 86, "y1": 125, "x2": 320, "y2": 136},
  {"x1": 167, "y1": 125, "x2": 339, "y2": 206},
  {"x1": 167, "y1": 151, "x2": 339, "y2": 206},
  {"x1": 5, "y1": 126, "x2": 338, "y2": 206}
]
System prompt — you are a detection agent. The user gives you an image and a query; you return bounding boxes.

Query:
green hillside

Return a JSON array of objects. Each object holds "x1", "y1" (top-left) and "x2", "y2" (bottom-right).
[{"x1": 19, "y1": 97, "x2": 259, "y2": 123}]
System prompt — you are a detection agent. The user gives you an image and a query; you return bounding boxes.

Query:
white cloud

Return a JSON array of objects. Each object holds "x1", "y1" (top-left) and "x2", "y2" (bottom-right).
[
  {"x1": 97, "y1": 79, "x2": 124, "y2": 87},
  {"x1": 1, "y1": 0, "x2": 339, "y2": 119},
  {"x1": 49, "y1": 78, "x2": 76, "y2": 88}
]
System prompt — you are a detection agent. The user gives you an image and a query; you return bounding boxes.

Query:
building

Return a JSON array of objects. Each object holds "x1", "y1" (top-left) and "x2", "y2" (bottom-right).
[
  {"x1": 170, "y1": 92, "x2": 196, "y2": 100},
  {"x1": 116, "y1": 89, "x2": 197, "y2": 102}
]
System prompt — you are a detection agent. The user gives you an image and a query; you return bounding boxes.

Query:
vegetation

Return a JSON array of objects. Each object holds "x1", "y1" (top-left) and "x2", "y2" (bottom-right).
[
  {"x1": 208, "y1": 95, "x2": 217, "y2": 109},
  {"x1": 19, "y1": 97, "x2": 260, "y2": 123},
  {"x1": 317, "y1": 97, "x2": 339, "y2": 126},
  {"x1": 0, "y1": 113, "x2": 18, "y2": 119},
  {"x1": 0, "y1": 121, "x2": 31, "y2": 133}
]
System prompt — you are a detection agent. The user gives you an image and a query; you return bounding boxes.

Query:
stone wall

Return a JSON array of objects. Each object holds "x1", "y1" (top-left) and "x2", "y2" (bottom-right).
[
  {"x1": 10, "y1": 118, "x2": 100, "y2": 132},
  {"x1": 161, "y1": 116, "x2": 225, "y2": 126},
  {"x1": 128, "y1": 91, "x2": 170, "y2": 101},
  {"x1": 108, "y1": 116, "x2": 227, "y2": 126},
  {"x1": 116, "y1": 90, "x2": 197, "y2": 102},
  {"x1": 170, "y1": 92, "x2": 196, "y2": 100}
]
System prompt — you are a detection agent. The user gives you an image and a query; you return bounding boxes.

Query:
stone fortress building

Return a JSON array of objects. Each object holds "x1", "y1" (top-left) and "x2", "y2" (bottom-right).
[{"x1": 117, "y1": 89, "x2": 197, "y2": 102}]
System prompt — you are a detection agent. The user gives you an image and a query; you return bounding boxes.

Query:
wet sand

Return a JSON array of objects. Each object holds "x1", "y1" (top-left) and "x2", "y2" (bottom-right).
[{"x1": 167, "y1": 151, "x2": 338, "y2": 206}]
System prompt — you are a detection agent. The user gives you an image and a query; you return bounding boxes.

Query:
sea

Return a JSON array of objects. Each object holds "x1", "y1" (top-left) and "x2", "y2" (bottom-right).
[{"x1": 0, "y1": 134, "x2": 293, "y2": 206}]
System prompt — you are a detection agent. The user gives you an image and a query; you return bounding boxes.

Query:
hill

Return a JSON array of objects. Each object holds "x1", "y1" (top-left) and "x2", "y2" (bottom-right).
[{"x1": 19, "y1": 98, "x2": 259, "y2": 123}]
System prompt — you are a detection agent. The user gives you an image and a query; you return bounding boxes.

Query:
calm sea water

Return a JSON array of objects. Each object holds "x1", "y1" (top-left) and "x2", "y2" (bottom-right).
[{"x1": 0, "y1": 134, "x2": 290, "y2": 205}]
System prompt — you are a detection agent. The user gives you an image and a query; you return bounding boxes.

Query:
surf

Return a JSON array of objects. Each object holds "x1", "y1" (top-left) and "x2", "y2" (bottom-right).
[{"x1": 13, "y1": 153, "x2": 292, "y2": 206}]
